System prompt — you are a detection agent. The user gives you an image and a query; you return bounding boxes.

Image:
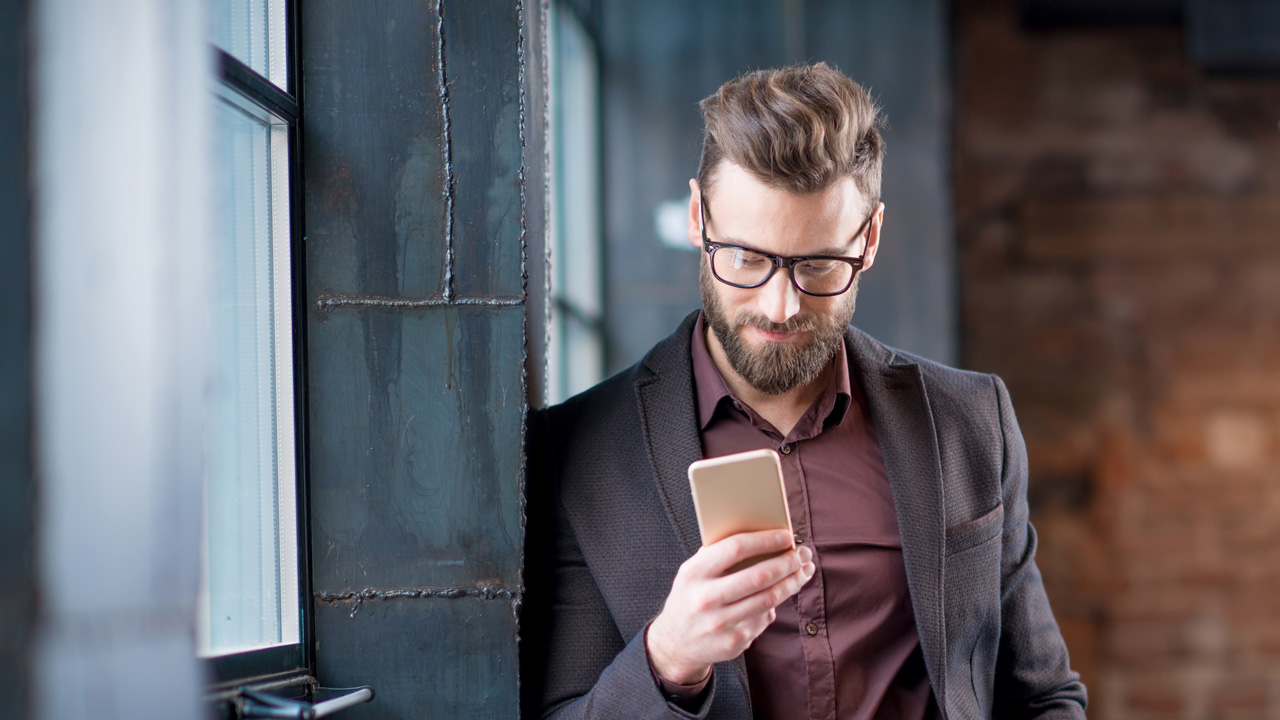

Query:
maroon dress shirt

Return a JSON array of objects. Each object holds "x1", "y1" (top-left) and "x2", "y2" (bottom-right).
[{"x1": 653, "y1": 313, "x2": 938, "y2": 720}]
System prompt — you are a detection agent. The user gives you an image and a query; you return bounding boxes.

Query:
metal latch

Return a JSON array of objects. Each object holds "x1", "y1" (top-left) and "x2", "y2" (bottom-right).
[{"x1": 237, "y1": 686, "x2": 374, "y2": 719}]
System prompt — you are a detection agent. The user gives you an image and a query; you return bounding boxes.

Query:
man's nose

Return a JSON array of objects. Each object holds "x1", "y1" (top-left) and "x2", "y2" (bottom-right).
[{"x1": 756, "y1": 267, "x2": 802, "y2": 324}]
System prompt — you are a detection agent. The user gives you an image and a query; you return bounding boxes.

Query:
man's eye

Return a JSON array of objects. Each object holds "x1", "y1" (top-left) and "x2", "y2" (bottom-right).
[
  {"x1": 730, "y1": 251, "x2": 769, "y2": 269},
  {"x1": 798, "y1": 260, "x2": 838, "y2": 274}
]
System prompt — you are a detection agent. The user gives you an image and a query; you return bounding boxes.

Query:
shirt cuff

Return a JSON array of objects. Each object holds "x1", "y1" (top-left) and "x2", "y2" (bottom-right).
[{"x1": 644, "y1": 625, "x2": 713, "y2": 709}]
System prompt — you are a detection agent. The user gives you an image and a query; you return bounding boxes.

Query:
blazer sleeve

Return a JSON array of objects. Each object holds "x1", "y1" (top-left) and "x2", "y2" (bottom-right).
[
  {"x1": 520, "y1": 407, "x2": 719, "y2": 720},
  {"x1": 991, "y1": 376, "x2": 1088, "y2": 719}
]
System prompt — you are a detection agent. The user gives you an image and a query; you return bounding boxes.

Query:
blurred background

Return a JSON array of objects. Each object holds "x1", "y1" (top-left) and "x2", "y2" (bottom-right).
[
  {"x1": 3, "y1": 0, "x2": 1278, "y2": 718},
  {"x1": 956, "y1": 3, "x2": 1280, "y2": 717}
]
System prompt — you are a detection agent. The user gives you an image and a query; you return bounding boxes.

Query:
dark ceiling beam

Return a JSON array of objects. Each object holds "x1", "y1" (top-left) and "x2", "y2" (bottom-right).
[
  {"x1": 1186, "y1": 0, "x2": 1280, "y2": 73},
  {"x1": 1019, "y1": 0, "x2": 1182, "y2": 28}
]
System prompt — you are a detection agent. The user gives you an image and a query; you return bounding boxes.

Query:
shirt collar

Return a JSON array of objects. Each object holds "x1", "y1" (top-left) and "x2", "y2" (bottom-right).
[{"x1": 690, "y1": 311, "x2": 853, "y2": 432}]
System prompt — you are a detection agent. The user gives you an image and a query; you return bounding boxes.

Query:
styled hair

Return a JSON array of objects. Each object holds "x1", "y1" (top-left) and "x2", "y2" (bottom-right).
[{"x1": 697, "y1": 63, "x2": 885, "y2": 207}]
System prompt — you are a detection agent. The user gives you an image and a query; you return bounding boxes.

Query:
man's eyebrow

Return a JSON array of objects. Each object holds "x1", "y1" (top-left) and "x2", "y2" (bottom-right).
[
  {"x1": 714, "y1": 235, "x2": 770, "y2": 253},
  {"x1": 810, "y1": 238, "x2": 864, "y2": 256},
  {"x1": 716, "y1": 234, "x2": 864, "y2": 258}
]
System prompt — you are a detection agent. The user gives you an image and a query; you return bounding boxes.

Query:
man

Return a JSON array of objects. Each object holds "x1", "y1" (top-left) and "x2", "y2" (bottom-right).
[{"x1": 522, "y1": 63, "x2": 1086, "y2": 720}]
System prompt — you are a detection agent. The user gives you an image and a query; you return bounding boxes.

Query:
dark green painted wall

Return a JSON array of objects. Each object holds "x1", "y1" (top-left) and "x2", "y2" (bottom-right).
[
  {"x1": 302, "y1": 0, "x2": 540, "y2": 716},
  {"x1": 0, "y1": 1, "x2": 31, "y2": 717}
]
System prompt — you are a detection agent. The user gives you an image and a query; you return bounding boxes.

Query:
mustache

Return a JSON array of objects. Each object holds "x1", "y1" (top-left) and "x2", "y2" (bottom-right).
[{"x1": 735, "y1": 311, "x2": 818, "y2": 334}]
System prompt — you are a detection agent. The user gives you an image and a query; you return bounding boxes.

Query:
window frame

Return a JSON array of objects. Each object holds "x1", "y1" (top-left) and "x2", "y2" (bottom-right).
[
  {"x1": 203, "y1": 0, "x2": 315, "y2": 696},
  {"x1": 547, "y1": 0, "x2": 607, "y2": 404}
]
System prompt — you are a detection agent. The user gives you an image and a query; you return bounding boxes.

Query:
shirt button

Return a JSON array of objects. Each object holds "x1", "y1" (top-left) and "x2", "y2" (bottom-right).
[
  {"x1": 780, "y1": 443, "x2": 792, "y2": 455},
  {"x1": 793, "y1": 533, "x2": 804, "y2": 545},
  {"x1": 806, "y1": 622, "x2": 819, "y2": 636},
  {"x1": 732, "y1": 400, "x2": 743, "y2": 412}
]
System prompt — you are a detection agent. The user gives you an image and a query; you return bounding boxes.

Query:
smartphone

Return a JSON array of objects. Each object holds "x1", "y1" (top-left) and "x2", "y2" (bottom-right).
[{"x1": 687, "y1": 448, "x2": 795, "y2": 573}]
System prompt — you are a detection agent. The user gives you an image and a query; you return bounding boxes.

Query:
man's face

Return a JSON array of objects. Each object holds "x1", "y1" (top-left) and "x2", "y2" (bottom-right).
[{"x1": 689, "y1": 163, "x2": 883, "y2": 396}]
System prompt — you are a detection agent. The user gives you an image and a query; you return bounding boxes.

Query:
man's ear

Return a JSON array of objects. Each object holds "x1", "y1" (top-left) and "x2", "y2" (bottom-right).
[
  {"x1": 862, "y1": 202, "x2": 886, "y2": 272},
  {"x1": 687, "y1": 178, "x2": 703, "y2": 249}
]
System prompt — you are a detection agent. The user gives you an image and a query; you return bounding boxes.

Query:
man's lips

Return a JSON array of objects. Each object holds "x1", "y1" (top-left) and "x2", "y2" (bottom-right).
[{"x1": 748, "y1": 325, "x2": 807, "y2": 342}]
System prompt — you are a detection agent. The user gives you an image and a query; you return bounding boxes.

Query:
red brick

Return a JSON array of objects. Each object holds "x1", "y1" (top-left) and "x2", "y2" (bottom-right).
[
  {"x1": 1211, "y1": 678, "x2": 1268, "y2": 718},
  {"x1": 1126, "y1": 674, "x2": 1185, "y2": 718},
  {"x1": 1020, "y1": 196, "x2": 1280, "y2": 263}
]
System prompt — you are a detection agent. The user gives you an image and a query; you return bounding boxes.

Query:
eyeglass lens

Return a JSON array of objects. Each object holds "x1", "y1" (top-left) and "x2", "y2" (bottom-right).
[{"x1": 711, "y1": 246, "x2": 854, "y2": 295}]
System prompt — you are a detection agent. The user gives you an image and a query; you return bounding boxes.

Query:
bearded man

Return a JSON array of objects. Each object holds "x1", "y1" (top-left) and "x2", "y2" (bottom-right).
[{"x1": 521, "y1": 63, "x2": 1086, "y2": 720}]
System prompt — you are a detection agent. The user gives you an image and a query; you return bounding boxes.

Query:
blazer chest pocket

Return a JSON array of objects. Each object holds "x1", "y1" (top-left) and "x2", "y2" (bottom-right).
[{"x1": 944, "y1": 503, "x2": 1003, "y2": 555}]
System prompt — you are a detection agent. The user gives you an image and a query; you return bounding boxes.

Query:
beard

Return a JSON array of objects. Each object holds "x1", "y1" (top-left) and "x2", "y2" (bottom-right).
[{"x1": 700, "y1": 258, "x2": 859, "y2": 396}]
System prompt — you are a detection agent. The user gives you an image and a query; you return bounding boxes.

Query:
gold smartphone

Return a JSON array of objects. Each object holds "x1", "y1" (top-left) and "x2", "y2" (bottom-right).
[{"x1": 687, "y1": 448, "x2": 795, "y2": 574}]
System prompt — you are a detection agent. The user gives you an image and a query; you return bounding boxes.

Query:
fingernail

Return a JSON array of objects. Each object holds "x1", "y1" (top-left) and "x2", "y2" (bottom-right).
[
  {"x1": 804, "y1": 563, "x2": 815, "y2": 577},
  {"x1": 776, "y1": 531, "x2": 791, "y2": 545},
  {"x1": 798, "y1": 546, "x2": 812, "y2": 563}
]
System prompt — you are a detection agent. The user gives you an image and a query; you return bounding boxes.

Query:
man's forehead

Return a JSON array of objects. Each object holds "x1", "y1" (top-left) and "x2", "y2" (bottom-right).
[
  {"x1": 704, "y1": 165, "x2": 873, "y2": 253},
  {"x1": 706, "y1": 163, "x2": 871, "y2": 218}
]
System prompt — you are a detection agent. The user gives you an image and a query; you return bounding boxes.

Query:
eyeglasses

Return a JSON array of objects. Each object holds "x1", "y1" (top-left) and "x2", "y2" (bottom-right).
[{"x1": 699, "y1": 192, "x2": 872, "y2": 297}]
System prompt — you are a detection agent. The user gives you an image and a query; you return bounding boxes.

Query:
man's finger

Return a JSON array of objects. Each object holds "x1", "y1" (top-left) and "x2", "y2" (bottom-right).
[
  {"x1": 710, "y1": 549, "x2": 802, "y2": 605},
  {"x1": 697, "y1": 529, "x2": 794, "y2": 577},
  {"x1": 722, "y1": 562, "x2": 815, "y2": 624}
]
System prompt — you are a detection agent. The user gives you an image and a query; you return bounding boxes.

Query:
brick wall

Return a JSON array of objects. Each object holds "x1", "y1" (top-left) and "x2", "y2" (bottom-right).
[{"x1": 955, "y1": 2, "x2": 1280, "y2": 717}]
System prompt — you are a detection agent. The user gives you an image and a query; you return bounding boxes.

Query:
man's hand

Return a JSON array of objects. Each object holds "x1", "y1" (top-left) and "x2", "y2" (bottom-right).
[{"x1": 646, "y1": 530, "x2": 816, "y2": 685}]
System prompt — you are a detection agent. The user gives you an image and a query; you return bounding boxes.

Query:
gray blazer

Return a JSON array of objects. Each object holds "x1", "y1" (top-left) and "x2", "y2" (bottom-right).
[{"x1": 522, "y1": 312, "x2": 1087, "y2": 719}]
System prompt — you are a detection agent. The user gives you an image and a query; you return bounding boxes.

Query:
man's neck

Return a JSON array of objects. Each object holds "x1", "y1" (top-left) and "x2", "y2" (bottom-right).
[{"x1": 703, "y1": 323, "x2": 834, "y2": 438}]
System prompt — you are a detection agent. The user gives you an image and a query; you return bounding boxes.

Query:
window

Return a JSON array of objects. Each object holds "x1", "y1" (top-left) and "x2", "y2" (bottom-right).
[
  {"x1": 199, "y1": 0, "x2": 309, "y2": 688},
  {"x1": 547, "y1": 0, "x2": 606, "y2": 403}
]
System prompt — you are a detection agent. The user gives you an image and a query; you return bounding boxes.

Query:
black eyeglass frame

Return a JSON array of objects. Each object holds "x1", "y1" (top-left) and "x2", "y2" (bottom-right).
[{"x1": 699, "y1": 192, "x2": 874, "y2": 297}]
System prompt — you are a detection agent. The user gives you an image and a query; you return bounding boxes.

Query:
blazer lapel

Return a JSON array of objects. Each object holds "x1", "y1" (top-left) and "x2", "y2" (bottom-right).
[
  {"x1": 847, "y1": 327, "x2": 948, "y2": 711},
  {"x1": 634, "y1": 311, "x2": 705, "y2": 558},
  {"x1": 634, "y1": 312, "x2": 755, "y2": 705}
]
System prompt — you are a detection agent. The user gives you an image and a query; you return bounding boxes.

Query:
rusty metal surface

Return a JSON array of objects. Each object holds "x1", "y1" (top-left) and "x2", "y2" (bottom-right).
[
  {"x1": 314, "y1": 599, "x2": 519, "y2": 719},
  {"x1": 304, "y1": 0, "x2": 446, "y2": 300},
  {"x1": 303, "y1": 0, "x2": 533, "y2": 714},
  {"x1": 307, "y1": 307, "x2": 525, "y2": 589},
  {"x1": 446, "y1": 1, "x2": 526, "y2": 299}
]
